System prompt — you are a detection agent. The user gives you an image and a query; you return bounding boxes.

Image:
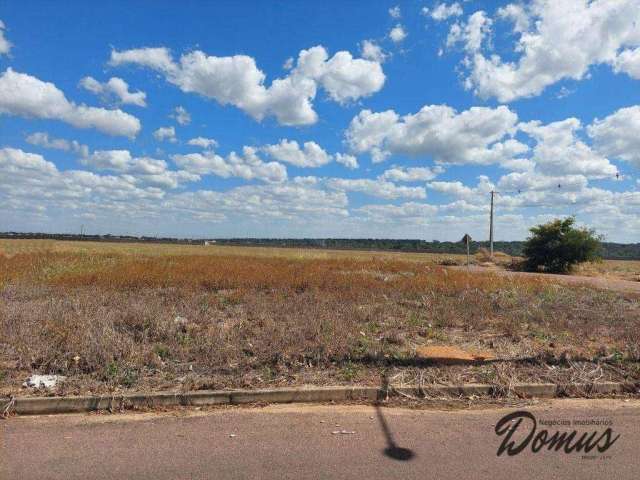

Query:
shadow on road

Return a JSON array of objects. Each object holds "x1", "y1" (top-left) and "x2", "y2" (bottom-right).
[{"x1": 375, "y1": 374, "x2": 415, "y2": 462}]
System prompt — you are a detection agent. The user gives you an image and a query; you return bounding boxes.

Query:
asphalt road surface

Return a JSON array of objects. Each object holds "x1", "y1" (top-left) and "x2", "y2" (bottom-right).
[{"x1": 2, "y1": 399, "x2": 638, "y2": 479}]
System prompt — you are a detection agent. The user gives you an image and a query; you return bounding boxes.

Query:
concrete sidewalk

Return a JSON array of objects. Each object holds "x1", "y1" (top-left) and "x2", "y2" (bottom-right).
[{"x1": 2, "y1": 399, "x2": 638, "y2": 479}]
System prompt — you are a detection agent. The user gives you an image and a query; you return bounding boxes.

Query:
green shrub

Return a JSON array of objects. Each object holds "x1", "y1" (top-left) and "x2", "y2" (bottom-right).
[{"x1": 523, "y1": 217, "x2": 601, "y2": 273}]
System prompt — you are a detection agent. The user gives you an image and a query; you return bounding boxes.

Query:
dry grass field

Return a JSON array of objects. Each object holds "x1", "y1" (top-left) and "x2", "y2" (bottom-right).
[{"x1": 1, "y1": 239, "x2": 639, "y2": 397}]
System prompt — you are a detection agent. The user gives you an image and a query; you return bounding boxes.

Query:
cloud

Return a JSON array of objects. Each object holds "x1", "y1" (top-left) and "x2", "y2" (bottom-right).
[
  {"x1": 426, "y1": 3, "x2": 463, "y2": 21},
  {"x1": 0, "y1": 147, "x2": 58, "y2": 175},
  {"x1": 327, "y1": 178, "x2": 426, "y2": 200},
  {"x1": 2, "y1": 144, "x2": 639, "y2": 241},
  {"x1": 263, "y1": 139, "x2": 332, "y2": 168},
  {"x1": 335, "y1": 153, "x2": 359, "y2": 169},
  {"x1": 381, "y1": 166, "x2": 444, "y2": 182},
  {"x1": 172, "y1": 146, "x2": 287, "y2": 183},
  {"x1": 428, "y1": 175, "x2": 494, "y2": 200},
  {"x1": 360, "y1": 40, "x2": 387, "y2": 63},
  {"x1": 0, "y1": 147, "x2": 354, "y2": 234},
  {"x1": 109, "y1": 45, "x2": 385, "y2": 126},
  {"x1": 388, "y1": 6, "x2": 401, "y2": 19},
  {"x1": 109, "y1": 47, "x2": 177, "y2": 72},
  {"x1": 171, "y1": 106, "x2": 191, "y2": 125},
  {"x1": 25, "y1": 132, "x2": 88, "y2": 157},
  {"x1": 79, "y1": 76, "x2": 147, "y2": 107},
  {"x1": 171, "y1": 151, "x2": 231, "y2": 175},
  {"x1": 0, "y1": 69, "x2": 141, "y2": 137},
  {"x1": 457, "y1": 0, "x2": 640, "y2": 102},
  {"x1": 23, "y1": 135, "x2": 193, "y2": 188},
  {"x1": 0, "y1": 20, "x2": 11, "y2": 56},
  {"x1": 389, "y1": 25, "x2": 407, "y2": 43},
  {"x1": 82, "y1": 149, "x2": 135, "y2": 171},
  {"x1": 169, "y1": 182, "x2": 348, "y2": 222},
  {"x1": 345, "y1": 104, "x2": 525, "y2": 166},
  {"x1": 428, "y1": 181, "x2": 474, "y2": 199},
  {"x1": 187, "y1": 137, "x2": 218, "y2": 149},
  {"x1": 588, "y1": 105, "x2": 640, "y2": 168},
  {"x1": 498, "y1": 171, "x2": 588, "y2": 193},
  {"x1": 354, "y1": 202, "x2": 439, "y2": 224},
  {"x1": 282, "y1": 57, "x2": 294, "y2": 70},
  {"x1": 153, "y1": 126, "x2": 177, "y2": 143},
  {"x1": 79, "y1": 149, "x2": 199, "y2": 188},
  {"x1": 613, "y1": 47, "x2": 640, "y2": 79},
  {"x1": 0, "y1": 147, "x2": 172, "y2": 213},
  {"x1": 446, "y1": 11, "x2": 491, "y2": 52},
  {"x1": 520, "y1": 118, "x2": 617, "y2": 178},
  {"x1": 294, "y1": 46, "x2": 386, "y2": 104},
  {"x1": 496, "y1": 3, "x2": 530, "y2": 33}
]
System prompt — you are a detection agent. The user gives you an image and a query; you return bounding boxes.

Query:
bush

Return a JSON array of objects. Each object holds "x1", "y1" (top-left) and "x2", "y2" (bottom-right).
[{"x1": 523, "y1": 217, "x2": 602, "y2": 273}]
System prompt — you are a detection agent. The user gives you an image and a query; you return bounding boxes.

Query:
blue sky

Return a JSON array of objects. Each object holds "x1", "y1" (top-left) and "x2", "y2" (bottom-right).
[{"x1": 1, "y1": 1, "x2": 640, "y2": 241}]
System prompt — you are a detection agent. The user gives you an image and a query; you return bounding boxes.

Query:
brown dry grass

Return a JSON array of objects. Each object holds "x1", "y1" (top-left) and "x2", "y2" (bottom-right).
[
  {"x1": 1, "y1": 239, "x2": 639, "y2": 396},
  {"x1": 575, "y1": 259, "x2": 640, "y2": 282}
]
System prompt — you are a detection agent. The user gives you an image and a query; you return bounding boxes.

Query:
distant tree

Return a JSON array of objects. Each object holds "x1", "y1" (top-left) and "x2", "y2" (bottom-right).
[{"x1": 523, "y1": 217, "x2": 602, "y2": 273}]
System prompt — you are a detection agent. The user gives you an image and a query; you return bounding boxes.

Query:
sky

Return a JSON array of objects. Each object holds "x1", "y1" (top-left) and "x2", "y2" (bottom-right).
[{"x1": 1, "y1": 0, "x2": 640, "y2": 242}]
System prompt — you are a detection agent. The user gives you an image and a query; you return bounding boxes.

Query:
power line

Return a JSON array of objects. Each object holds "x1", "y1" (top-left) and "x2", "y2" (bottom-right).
[
  {"x1": 494, "y1": 170, "x2": 628, "y2": 197},
  {"x1": 486, "y1": 171, "x2": 630, "y2": 245},
  {"x1": 514, "y1": 203, "x2": 582, "y2": 208}
]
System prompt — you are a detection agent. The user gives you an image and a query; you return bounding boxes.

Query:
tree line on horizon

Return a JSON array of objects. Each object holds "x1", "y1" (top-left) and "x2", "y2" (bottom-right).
[{"x1": 2, "y1": 231, "x2": 639, "y2": 260}]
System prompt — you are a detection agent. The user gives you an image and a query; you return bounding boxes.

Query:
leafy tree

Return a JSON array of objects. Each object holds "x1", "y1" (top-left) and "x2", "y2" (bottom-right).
[{"x1": 523, "y1": 217, "x2": 602, "y2": 273}]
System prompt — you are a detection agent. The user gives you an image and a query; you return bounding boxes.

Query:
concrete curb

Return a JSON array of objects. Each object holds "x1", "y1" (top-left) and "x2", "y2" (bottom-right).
[{"x1": 2, "y1": 382, "x2": 636, "y2": 416}]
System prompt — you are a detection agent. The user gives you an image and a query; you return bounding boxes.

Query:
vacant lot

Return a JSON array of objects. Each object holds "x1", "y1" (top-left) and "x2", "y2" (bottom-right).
[{"x1": 1, "y1": 239, "x2": 639, "y2": 397}]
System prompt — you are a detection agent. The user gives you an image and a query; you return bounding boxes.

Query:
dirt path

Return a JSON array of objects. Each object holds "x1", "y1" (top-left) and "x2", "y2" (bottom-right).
[{"x1": 451, "y1": 265, "x2": 640, "y2": 294}]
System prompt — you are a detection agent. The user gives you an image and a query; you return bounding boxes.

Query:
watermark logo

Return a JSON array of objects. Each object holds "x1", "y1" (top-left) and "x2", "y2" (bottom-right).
[{"x1": 495, "y1": 411, "x2": 619, "y2": 458}]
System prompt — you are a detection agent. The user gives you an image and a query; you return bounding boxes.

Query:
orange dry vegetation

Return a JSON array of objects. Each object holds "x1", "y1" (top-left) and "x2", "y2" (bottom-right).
[
  {"x1": 1, "y1": 244, "x2": 639, "y2": 394},
  {"x1": 1, "y1": 250, "x2": 541, "y2": 295}
]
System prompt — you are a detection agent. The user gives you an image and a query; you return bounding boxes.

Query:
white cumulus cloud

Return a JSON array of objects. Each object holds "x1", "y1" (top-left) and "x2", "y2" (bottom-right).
[
  {"x1": 172, "y1": 146, "x2": 287, "y2": 183},
  {"x1": 345, "y1": 104, "x2": 525, "y2": 166},
  {"x1": 0, "y1": 69, "x2": 141, "y2": 138},
  {"x1": 458, "y1": 0, "x2": 640, "y2": 102},
  {"x1": 327, "y1": 178, "x2": 426, "y2": 200},
  {"x1": 446, "y1": 11, "x2": 492, "y2": 52},
  {"x1": 360, "y1": 40, "x2": 387, "y2": 63},
  {"x1": 335, "y1": 153, "x2": 359, "y2": 169},
  {"x1": 381, "y1": 166, "x2": 444, "y2": 182},
  {"x1": 153, "y1": 126, "x2": 177, "y2": 143},
  {"x1": 25, "y1": 132, "x2": 88, "y2": 157},
  {"x1": 187, "y1": 137, "x2": 218, "y2": 149},
  {"x1": 520, "y1": 118, "x2": 617, "y2": 178},
  {"x1": 109, "y1": 45, "x2": 385, "y2": 126},
  {"x1": 171, "y1": 106, "x2": 191, "y2": 125},
  {"x1": 389, "y1": 25, "x2": 407, "y2": 43},
  {"x1": 263, "y1": 139, "x2": 332, "y2": 168},
  {"x1": 427, "y1": 3, "x2": 463, "y2": 21},
  {"x1": 588, "y1": 105, "x2": 640, "y2": 168},
  {"x1": 80, "y1": 149, "x2": 199, "y2": 188},
  {"x1": 0, "y1": 20, "x2": 11, "y2": 56},
  {"x1": 79, "y1": 76, "x2": 147, "y2": 107}
]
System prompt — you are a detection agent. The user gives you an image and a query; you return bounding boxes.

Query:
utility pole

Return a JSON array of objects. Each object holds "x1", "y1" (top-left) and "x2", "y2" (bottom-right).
[{"x1": 489, "y1": 191, "x2": 495, "y2": 257}]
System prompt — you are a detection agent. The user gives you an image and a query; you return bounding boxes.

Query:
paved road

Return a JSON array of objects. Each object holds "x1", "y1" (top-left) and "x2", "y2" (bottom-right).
[
  {"x1": 451, "y1": 265, "x2": 640, "y2": 294},
  {"x1": 2, "y1": 399, "x2": 638, "y2": 479}
]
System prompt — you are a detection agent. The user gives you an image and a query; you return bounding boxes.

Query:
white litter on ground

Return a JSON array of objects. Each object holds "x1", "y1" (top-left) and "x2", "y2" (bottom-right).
[
  {"x1": 23, "y1": 375, "x2": 66, "y2": 389},
  {"x1": 331, "y1": 430, "x2": 356, "y2": 435}
]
